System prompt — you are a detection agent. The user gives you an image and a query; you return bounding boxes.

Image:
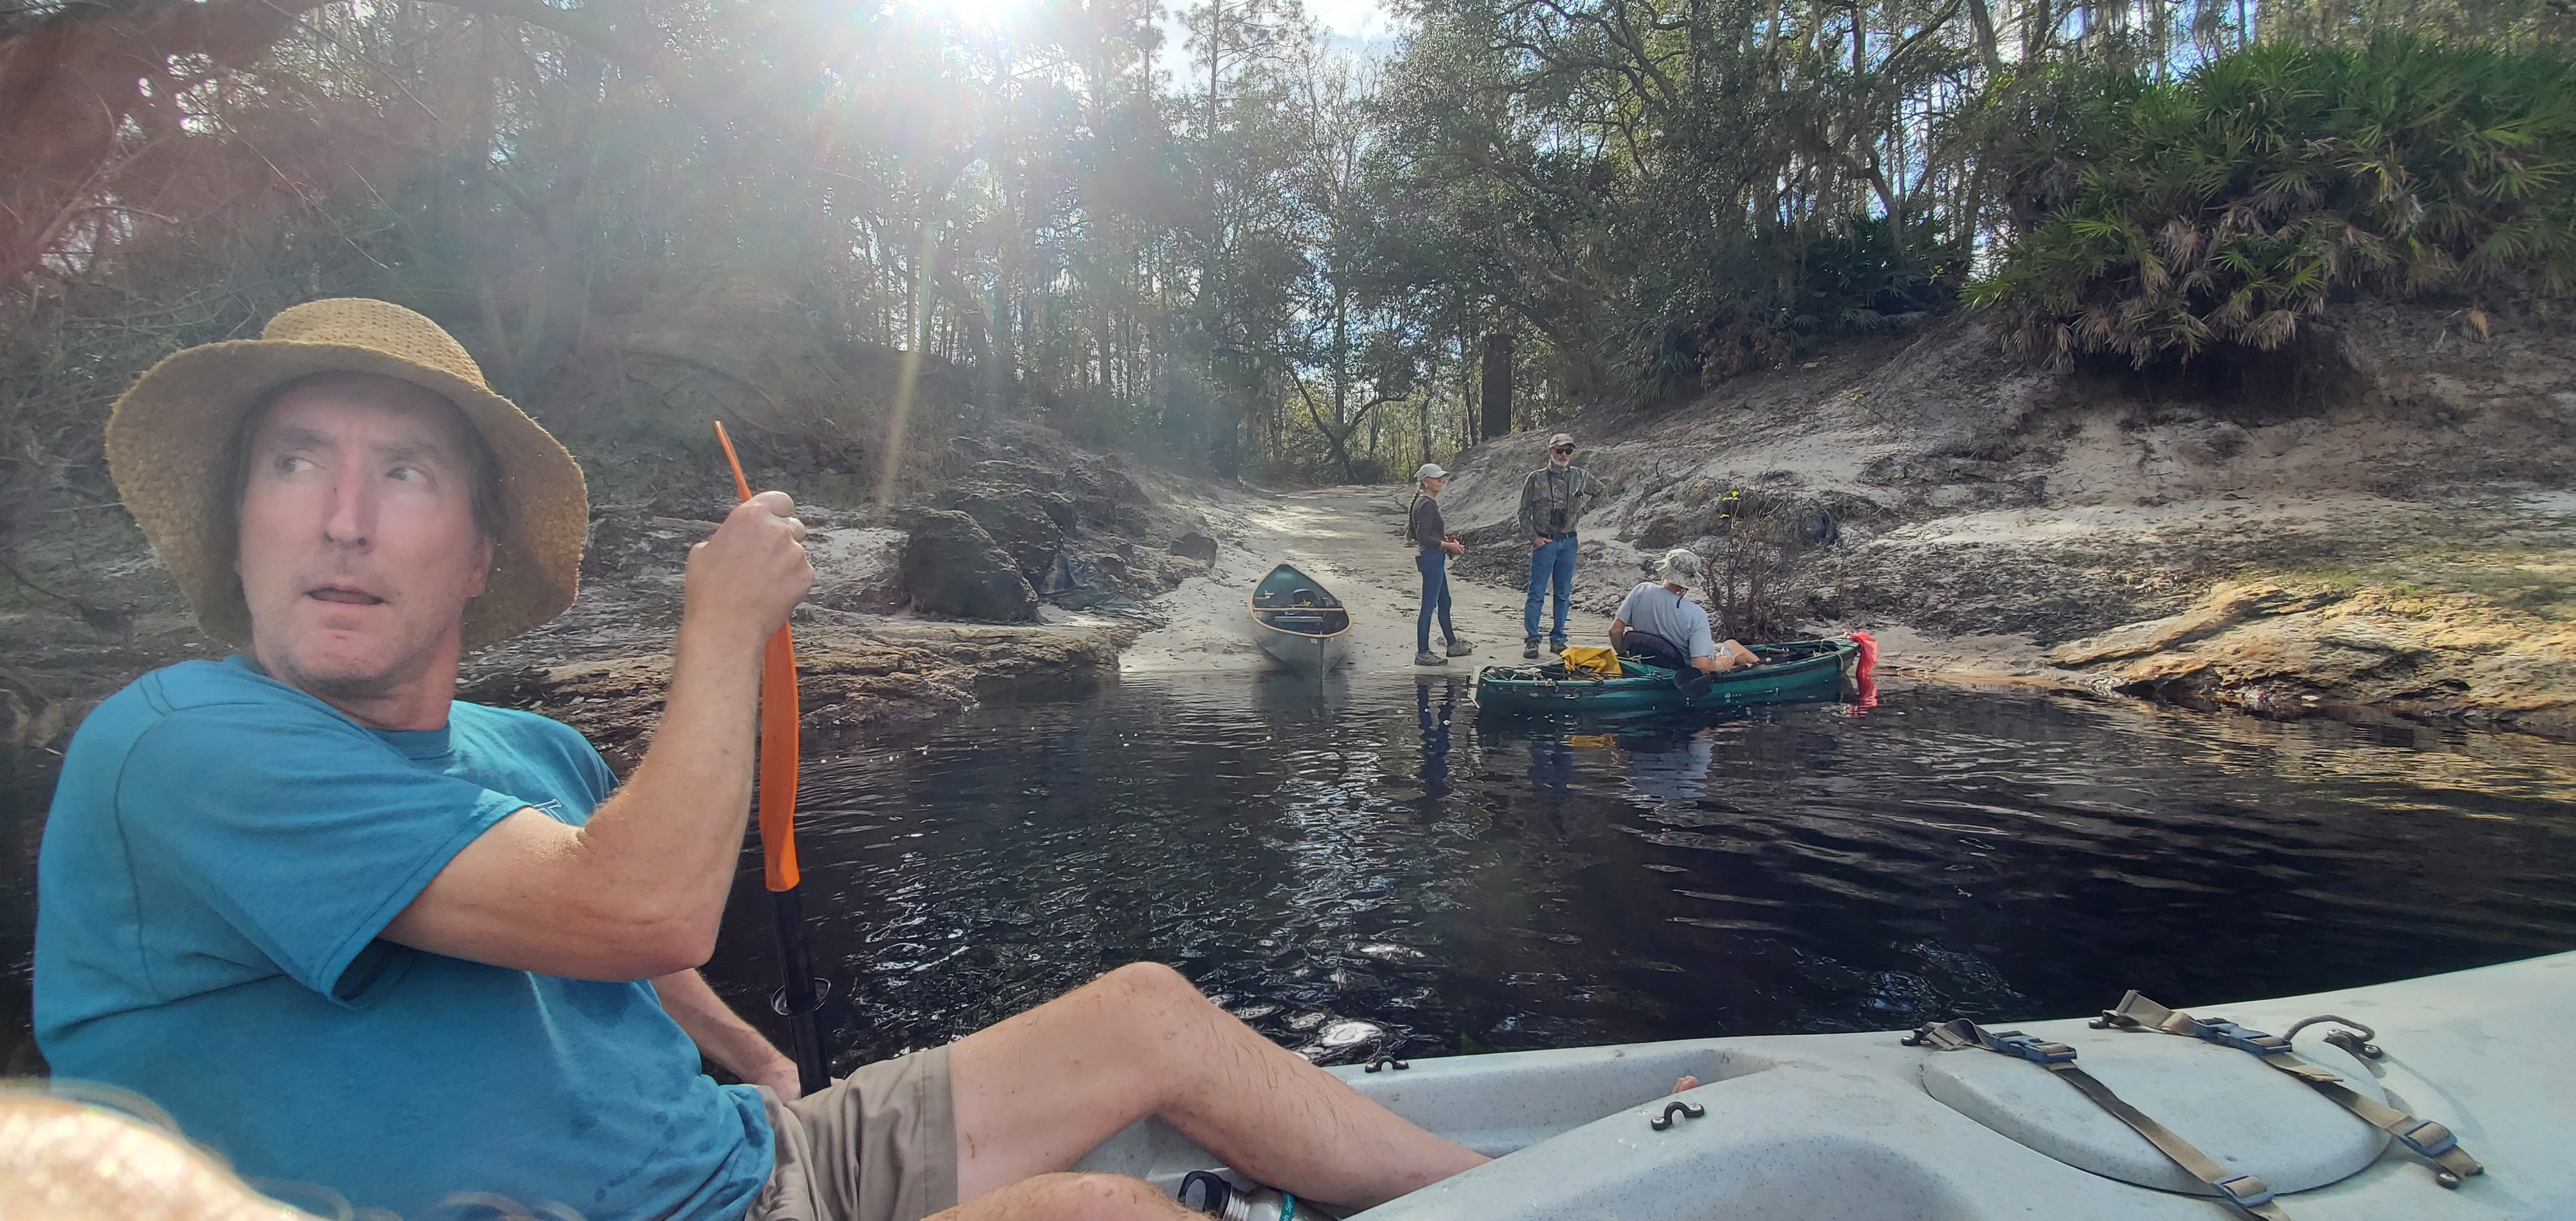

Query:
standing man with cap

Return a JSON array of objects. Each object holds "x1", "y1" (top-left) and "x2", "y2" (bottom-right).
[
  {"x1": 1407, "y1": 463, "x2": 1471, "y2": 666},
  {"x1": 1517, "y1": 432, "x2": 1603, "y2": 659},
  {"x1": 34, "y1": 299, "x2": 1489, "y2": 1221}
]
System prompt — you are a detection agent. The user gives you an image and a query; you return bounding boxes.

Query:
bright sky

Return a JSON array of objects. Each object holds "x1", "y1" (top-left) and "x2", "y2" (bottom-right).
[
  {"x1": 1152, "y1": 0, "x2": 1400, "y2": 84},
  {"x1": 899, "y1": 1, "x2": 1400, "y2": 70},
  {"x1": 1301, "y1": 0, "x2": 1396, "y2": 40}
]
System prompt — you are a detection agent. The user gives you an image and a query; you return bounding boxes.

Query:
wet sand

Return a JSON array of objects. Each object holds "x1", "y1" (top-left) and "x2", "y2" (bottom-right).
[{"x1": 1122, "y1": 486, "x2": 1559, "y2": 676}]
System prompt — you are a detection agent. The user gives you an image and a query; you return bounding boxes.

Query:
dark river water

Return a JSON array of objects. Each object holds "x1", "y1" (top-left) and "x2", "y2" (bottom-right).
[
  {"x1": 698, "y1": 675, "x2": 2576, "y2": 1073},
  {"x1": 6, "y1": 676, "x2": 2576, "y2": 1077}
]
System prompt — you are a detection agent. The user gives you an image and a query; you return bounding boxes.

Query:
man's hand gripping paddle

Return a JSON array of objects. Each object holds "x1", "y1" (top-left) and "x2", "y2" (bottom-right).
[{"x1": 714, "y1": 422, "x2": 830, "y2": 1097}]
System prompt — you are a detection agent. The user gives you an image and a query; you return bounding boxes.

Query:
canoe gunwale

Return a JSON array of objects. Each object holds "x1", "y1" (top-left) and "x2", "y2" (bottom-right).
[{"x1": 1248, "y1": 562, "x2": 1352, "y2": 642}]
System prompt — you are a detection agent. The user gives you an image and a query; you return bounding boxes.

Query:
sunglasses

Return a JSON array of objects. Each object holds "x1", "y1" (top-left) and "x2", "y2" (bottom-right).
[{"x1": 1550, "y1": 445, "x2": 1574, "y2": 453}]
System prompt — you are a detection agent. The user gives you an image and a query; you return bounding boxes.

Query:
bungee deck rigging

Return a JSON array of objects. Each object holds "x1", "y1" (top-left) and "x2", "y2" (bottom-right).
[
  {"x1": 1907, "y1": 1017, "x2": 2292, "y2": 1219},
  {"x1": 1905, "y1": 987, "x2": 2490, "y2": 1219},
  {"x1": 2092, "y1": 991, "x2": 2484, "y2": 1189}
]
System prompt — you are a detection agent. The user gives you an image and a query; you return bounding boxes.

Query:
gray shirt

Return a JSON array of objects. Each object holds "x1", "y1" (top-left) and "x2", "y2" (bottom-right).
[{"x1": 1614, "y1": 581, "x2": 1716, "y2": 660}]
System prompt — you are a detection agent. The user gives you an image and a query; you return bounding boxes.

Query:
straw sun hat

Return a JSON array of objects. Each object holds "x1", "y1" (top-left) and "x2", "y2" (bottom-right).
[{"x1": 104, "y1": 298, "x2": 588, "y2": 651}]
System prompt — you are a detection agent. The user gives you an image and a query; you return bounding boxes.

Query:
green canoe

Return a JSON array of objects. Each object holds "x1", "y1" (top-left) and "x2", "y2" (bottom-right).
[{"x1": 1473, "y1": 638, "x2": 1858, "y2": 713}]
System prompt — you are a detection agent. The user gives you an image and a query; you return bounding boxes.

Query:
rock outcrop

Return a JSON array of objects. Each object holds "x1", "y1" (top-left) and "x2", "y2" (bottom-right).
[
  {"x1": 461, "y1": 619, "x2": 1126, "y2": 772},
  {"x1": 1169, "y1": 531, "x2": 1219, "y2": 566},
  {"x1": 805, "y1": 527, "x2": 909, "y2": 614},
  {"x1": 2048, "y1": 581, "x2": 2576, "y2": 738},
  {"x1": 901, "y1": 510, "x2": 1039, "y2": 622},
  {"x1": 934, "y1": 482, "x2": 1074, "y2": 584}
]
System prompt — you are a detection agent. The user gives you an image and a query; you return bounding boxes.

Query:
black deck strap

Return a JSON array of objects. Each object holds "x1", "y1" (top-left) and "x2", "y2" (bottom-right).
[
  {"x1": 1905, "y1": 1019, "x2": 2290, "y2": 1219},
  {"x1": 2099, "y1": 992, "x2": 2484, "y2": 1188}
]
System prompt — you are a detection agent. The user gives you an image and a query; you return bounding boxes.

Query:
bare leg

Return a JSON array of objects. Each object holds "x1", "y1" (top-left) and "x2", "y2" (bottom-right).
[
  {"x1": 927, "y1": 1173, "x2": 1195, "y2": 1220},
  {"x1": 949, "y1": 963, "x2": 1488, "y2": 1210}
]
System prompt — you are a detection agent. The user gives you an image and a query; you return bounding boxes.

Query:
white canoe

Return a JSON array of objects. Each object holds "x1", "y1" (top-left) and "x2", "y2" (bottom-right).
[
  {"x1": 1077, "y1": 951, "x2": 2576, "y2": 1218},
  {"x1": 1249, "y1": 562, "x2": 1351, "y2": 673}
]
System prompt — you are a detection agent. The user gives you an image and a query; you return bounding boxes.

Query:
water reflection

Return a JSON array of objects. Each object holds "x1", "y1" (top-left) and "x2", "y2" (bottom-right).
[
  {"x1": 1620, "y1": 728, "x2": 1715, "y2": 807},
  {"x1": 1415, "y1": 680, "x2": 1456, "y2": 802},
  {"x1": 680, "y1": 677, "x2": 2576, "y2": 1075},
  {"x1": 4, "y1": 674, "x2": 2574, "y2": 1077}
]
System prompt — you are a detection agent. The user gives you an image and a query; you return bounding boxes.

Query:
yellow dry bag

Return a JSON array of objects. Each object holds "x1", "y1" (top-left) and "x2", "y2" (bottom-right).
[{"x1": 1559, "y1": 645, "x2": 1621, "y2": 677}]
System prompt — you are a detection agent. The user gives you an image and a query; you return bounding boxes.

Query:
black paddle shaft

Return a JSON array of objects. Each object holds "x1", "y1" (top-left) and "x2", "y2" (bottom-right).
[{"x1": 767, "y1": 887, "x2": 831, "y2": 1096}]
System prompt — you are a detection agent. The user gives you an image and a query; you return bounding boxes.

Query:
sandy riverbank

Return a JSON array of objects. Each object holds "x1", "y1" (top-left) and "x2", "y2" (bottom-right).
[
  {"x1": 1124, "y1": 485, "x2": 1556, "y2": 676},
  {"x1": 1424, "y1": 305, "x2": 2576, "y2": 739}
]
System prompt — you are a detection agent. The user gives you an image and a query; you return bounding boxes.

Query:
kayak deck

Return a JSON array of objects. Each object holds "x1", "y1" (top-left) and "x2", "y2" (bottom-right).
[{"x1": 1074, "y1": 949, "x2": 2576, "y2": 1218}]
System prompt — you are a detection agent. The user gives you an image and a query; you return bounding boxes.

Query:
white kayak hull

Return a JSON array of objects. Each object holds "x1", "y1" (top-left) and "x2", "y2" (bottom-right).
[{"x1": 1075, "y1": 951, "x2": 2576, "y2": 1218}]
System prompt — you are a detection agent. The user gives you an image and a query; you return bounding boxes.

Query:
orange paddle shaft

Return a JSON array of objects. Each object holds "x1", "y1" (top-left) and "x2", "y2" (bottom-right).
[{"x1": 712, "y1": 422, "x2": 801, "y2": 892}]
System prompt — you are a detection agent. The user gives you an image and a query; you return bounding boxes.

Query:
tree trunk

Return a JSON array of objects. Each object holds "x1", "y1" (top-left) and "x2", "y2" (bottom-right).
[
  {"x1": 1480, "y1": 332, "x2": 1514, "y2": 440},
  {"x1": 1966, "y1": 0, "x2": 2005, "y2": 74}
]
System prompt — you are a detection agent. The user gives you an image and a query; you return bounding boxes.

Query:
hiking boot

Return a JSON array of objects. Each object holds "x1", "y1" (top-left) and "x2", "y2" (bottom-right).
[
  {"x1": 1523, "y1": 637, "x2": 1542, "y2": 659},
  {"x1": 1414, "y1": 651, "x2": 1448, "y2": 666},
  {"x1": 1446, "y1": 636, "x2": 1475, "y2": 656}
]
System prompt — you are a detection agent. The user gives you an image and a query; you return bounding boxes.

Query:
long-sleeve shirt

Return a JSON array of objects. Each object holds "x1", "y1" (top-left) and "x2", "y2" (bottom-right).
[
  {"x1": 1518, "y1": 465, "x2": 1604, "y2": 539},
  {"x1": 1408, "y1": 494, "x2": 1448, "y2": 552}
]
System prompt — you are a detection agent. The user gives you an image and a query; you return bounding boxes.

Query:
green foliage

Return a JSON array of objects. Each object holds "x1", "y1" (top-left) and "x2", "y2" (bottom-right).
[
  {"x1": 1971, "y1": 36, "x2": 2576, "y2": 365},
  {"x1": 1382, "y1": 0, "x2": 1986, "y2": 402},
  {"x1": 12, "y1": 0, "x2": 2576, "y2": 508}
]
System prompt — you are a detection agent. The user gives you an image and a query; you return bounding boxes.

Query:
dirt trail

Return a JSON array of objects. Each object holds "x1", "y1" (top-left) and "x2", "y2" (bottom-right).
[{"x1": 1124, "y1": 485, "x2": 1544, "y2": 675}]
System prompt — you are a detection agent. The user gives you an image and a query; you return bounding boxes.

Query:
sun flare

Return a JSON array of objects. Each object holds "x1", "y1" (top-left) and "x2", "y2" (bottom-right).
[{"x1": 894, "y1": 0, "x2": 1038, "y2": 30}]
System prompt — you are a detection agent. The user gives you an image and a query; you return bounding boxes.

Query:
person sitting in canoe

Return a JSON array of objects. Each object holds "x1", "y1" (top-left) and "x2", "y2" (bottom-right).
[
  {"x1": 1608, "y1": 548, "x2": 1760, "y2": 677},
  {"x1": 33, "y1": 300, "x2": 1488, "y2": 1221}
]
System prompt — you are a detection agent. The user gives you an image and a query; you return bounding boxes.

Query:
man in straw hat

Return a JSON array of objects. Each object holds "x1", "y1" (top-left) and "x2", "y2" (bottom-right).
[
  {"x1": 1608, "y1": 548, "x2": 1760, "y2": 676},
  {"x1": 34, "y1": 300, "x2": 1486, "y2": 1221}
]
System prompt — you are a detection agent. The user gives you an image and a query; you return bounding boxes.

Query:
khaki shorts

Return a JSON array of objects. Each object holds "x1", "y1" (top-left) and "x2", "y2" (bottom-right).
[{"x1": 745, "y1": 1047, "x2": 958, "y2": 1221}]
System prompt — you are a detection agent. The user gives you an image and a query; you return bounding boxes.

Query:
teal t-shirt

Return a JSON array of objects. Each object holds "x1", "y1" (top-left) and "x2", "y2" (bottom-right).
[{"x1": 34, "y1": 657, "x2": 774, "y2": 1219}]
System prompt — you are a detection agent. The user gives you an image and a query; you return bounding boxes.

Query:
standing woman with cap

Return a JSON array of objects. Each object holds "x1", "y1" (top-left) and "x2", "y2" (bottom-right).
[{"x1": 1408, "y1": 464, "x2": 1472, "y2": 666}]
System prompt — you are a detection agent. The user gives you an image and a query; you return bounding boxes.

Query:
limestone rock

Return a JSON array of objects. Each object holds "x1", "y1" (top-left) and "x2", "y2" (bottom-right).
[
  {"x1": 583, "y1": 515, "x2": 717, "y2": 583},
  {"x1": 807, "y1": 527, "x2": 909, "y2": 614},
  {"x1": 902, "y1": 510, "x2": 1038, "y2": 622},
  {"x1": 1065, "y1": 462, "x2": 1150, "y2": 532},
  {"x1": 934, "y1": 482, "x2": 1074, "y2": 583},
  {"x1": 2048, "y1": 583, "x2": 2337, "y2": 666},
  {"x1": 2051, "y1": 582, "x2": 2576, "y2": 737},
  {"x1": 460, "y1": 621, "x2": 1126, "y2": 772},
  {"x1": 1169, "y1": 531, "x2": 1220, "y2": 566}
]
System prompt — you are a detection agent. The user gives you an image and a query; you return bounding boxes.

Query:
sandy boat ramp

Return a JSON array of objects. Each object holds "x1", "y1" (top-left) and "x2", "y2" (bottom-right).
[{"x1": 1121, "y1": 485, "x2": 1540, "y2": 676}]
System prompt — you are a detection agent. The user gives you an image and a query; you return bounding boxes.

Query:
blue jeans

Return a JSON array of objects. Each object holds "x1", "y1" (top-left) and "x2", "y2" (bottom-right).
[
  {"x1": 1524, "y1": 534, "x2": 1578, "y2": 645},
  {"x1": 1417, "y1": 549, "x2": 1455, "y2": 653}
]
